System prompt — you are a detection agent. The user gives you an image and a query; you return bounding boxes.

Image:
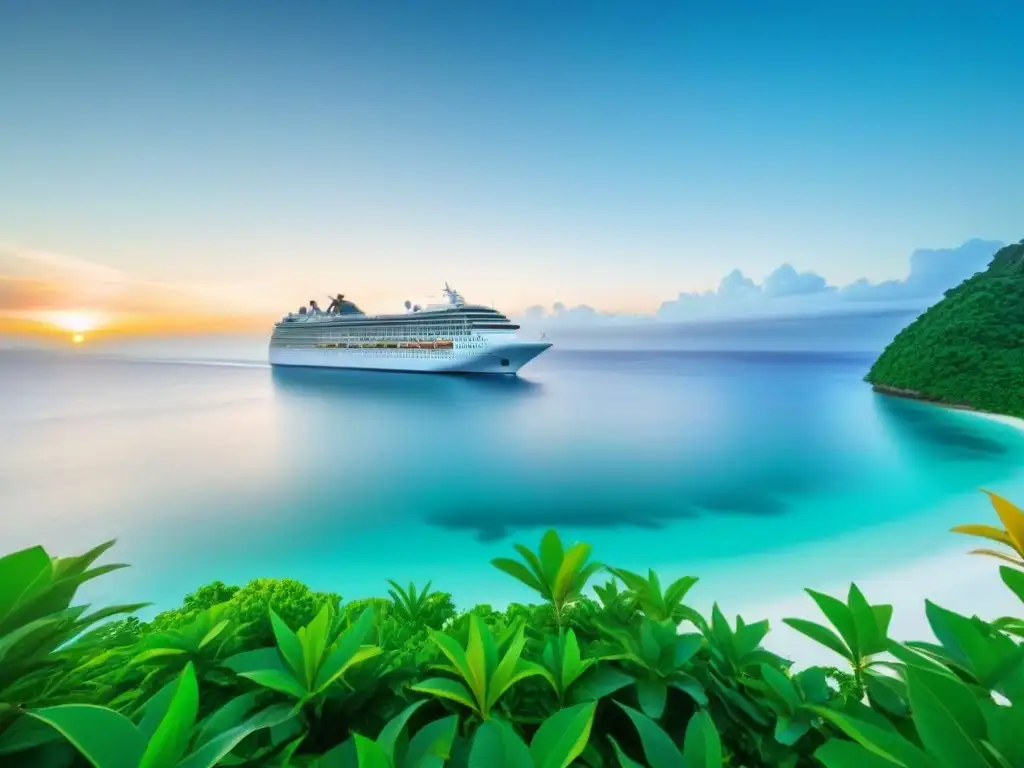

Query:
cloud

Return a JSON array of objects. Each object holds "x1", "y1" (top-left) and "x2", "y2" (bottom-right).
[{"x1": 519, "y1": 238, "x2": 1005, "y2": 326}]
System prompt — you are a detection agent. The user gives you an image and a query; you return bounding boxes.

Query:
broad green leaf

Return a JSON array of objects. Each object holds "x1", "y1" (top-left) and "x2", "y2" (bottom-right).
[
  {"x1": 132, "y1": 648, "x2": 189, "y2": 666},
  {"x1": 468, "y1": 720, "x2": 532, "y2": 768},
  {"x1": 465, "y1": 616, "x2": 489, "y2": 709},
  {"x1": 223, "y1": 647, "x2": 289, "y2": 675},
  {"x1": 0, "y1": 546, "x2": 52, "y2": 625},
  {"x1": 513, "y1": 545, "x2": 550, "y2": 598},
  {"x1": 774, "y1": 716, "x2": 810, "y2": 746},
  {"x1": 608, "y1": 736, "x2": 648, "y2": 768},
  {"x1": 28, "y1": 705, "x2": 147, "y2": 768},
  {"x1": 354, "y1": 734, "x2": 392, "y2": 768},
  {"x1": 560, "y1": 630, "x2": 585, "y2": 691},
  {"x1": 193, "y1": 692, "x2": 260, "y2": 750},
  {"x1": 238, "y1": 669, "x2": 308, "y2": 699},
  {"x1": 672, "y1": 634, "x2": 704, "y2": 667},
  {"x1": 411, "y1": 678, "x2": 478, "y2": 712},
  {"x1": 313, "y1": 606, "x2": 376, "y2": 692},
  {"x1": 491, "y1": 558, "x2": 544, "y2": 594},
  {"x1": 376, "y1": 700, "x2": 427, "y2": 760},
  {"x1": 139, "y1": 662, "x2": 200, "y2": 768},
  {"x1": 487, "y1": 627, "x2": 530, "y2": 710},
  {"x1": 847, "y1": 585, "x2": 883, "y2": 655},
  {"x1": 137, "y1": 678, "x2": 181, "y2": 739},
  {"x1": 570, "y1": 664, "x2": 635, "y2": 702},
  {"x1": 681, "y1": 710, "x2": 722, "y2": 768},
  {"x1": 179, "y1": 704, "x2": 295, "y2": 768},
  {"x1": 636, "y1": 677, "x2": 668, "y2": 720},
  {"x1": 0, "y1": 715, "x2": 62, "y2": 756},
  {"x1": 815, "y1": 739, "x2": 907, "y2": 768},
  {"x1": 404, "y1": 714, "x2": 458, "y2": 767},
  {"x1": 980, "y1": 698, "x2": 1024, "y2": 766},
  {"x1": 905, "y1": 666, "x2": 989, "y2": 768},
  {"x1": 427, "y1": 630, "x2": 474, "y2": 688},
  {"x1": 760, "y1": 664, "x2": 799, "y2": 712},
  {"x1": 538, "y1": 530, "x2": 565, "y2": 587},
  {"x1": 924, "y1": 601, "x2": 997, "y2": 680},
  {"x1": 808, "y1": 706, "x2": 934, "y2": 768},
  {"x1": 553, "y1": 543, "x2": 592, "y2": 600},
  {"x1": 1001, "y1": 566, "x2": 1024, "y2": 604},
  {"x1": 197, "y1": 620, "x2": 231, "y2": 651},
  {"x1": 530, "y1": 702, "x2": 596, "y2": 768},
  {"x1": 782, "y1": 618, "x2": 852, "y2": 661},
  {"x1": 270, "y1": 610, "x2": 307, "y2": 682},
  {"x1": 805, "y1": 589, "x2": 859, "y2": 658},
  {"x1": 669, "y1": 674, "x2": 707, "y2": 707},
  {"x1": 0, "y1": 614, "x2": 62, "y2": 664},
  {"x1": 300, "y1": 606, "x2": 331, "y2": 687},
  {"x1": 616, "y1": 703, "x2": 683, "y2": 768}
]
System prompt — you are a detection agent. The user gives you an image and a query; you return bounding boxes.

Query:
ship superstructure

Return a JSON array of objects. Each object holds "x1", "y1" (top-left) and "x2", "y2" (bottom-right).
[{"x1": 268, "y1": 283, "x2": 551, "y2": 374}]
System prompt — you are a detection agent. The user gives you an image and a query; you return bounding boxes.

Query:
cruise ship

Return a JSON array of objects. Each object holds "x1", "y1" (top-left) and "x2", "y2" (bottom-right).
[{"x1": 268, "y1": 283, "x2": 552, "y2": 374}]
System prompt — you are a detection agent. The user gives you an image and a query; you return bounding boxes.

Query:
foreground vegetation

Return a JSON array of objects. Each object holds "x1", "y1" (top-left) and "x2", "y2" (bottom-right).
[
  {"x1": 867, "y1": 239, "x2": 1024, "y2": 417},
  {"x1": 2, "y1": 493, "x2": 1024, "y2": 767}
]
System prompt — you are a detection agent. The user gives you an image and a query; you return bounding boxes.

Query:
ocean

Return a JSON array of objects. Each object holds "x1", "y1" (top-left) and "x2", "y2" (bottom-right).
[{"x1": 3, "y1": 316, "x2": 1023, "y2": 663}]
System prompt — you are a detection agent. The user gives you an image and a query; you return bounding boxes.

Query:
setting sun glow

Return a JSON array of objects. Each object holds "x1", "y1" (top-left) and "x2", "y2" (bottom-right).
[{"x1": 45, "y1": 312, "x2": 103, "y2": 343}]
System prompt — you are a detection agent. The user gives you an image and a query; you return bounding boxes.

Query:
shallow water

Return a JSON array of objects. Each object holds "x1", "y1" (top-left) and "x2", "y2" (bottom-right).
[{"x1": 2, "y1": 344, "x2": 1023, "y2": 619}]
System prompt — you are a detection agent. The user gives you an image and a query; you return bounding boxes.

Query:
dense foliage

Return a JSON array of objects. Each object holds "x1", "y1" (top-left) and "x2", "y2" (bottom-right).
[
  {"x1": 2, "y1": 491, "x2": 1024, "y2": 767},
  {"x1": 865, "y1": 239, "x2": 1024, "y2": 417}
]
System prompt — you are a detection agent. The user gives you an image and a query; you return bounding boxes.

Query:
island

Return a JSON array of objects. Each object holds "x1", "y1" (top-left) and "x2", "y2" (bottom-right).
[{"x1": 866, "y1": 239, "x2": 1024, "y2": 418}]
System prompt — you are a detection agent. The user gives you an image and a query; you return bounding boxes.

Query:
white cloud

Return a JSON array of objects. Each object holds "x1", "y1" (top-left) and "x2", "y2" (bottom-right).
[{"x1": 519, "y1": 238, "x2": 1005, "y2": 326}]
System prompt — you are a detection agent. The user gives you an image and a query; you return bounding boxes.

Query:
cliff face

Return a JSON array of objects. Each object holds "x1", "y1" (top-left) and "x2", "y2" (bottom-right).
[{"x1": 866, "y1": 240, "x2": 1024, "y2": 418}]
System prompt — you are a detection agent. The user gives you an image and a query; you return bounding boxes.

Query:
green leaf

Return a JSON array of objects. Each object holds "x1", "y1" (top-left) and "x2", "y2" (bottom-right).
[
  {"x1": 468, "y1": 720, "x2": 533, "y2": 768},
  {"x1": 608, "y1": 736, "x2": 648, "y2": 768},
  {"x1": 905, "y1": 666, "x2": 989, "y2": 768},
  {"x1": 538, "y1": 530, "x2": 565, "y2": 587},
  {"x1": 404, "y1": 715, "x2": 458, "y2": 767},
  {"x1": 0, "y1": 715, "x2": 63, "y2": 756},
  {"x1": 238, "y1": 669, "x2": 308, "y2": 699},
  {"x1": 669, "y1": 674, "x2": 707, "y2": 707},
  {"x1": 139, "y1": 662, "x2": 200, "y2": 768},
  {"x1": 179, "y1": 704, "x2": 296, "y2": 768},
  {"x1": 0, "y1": 546, "x2": 52, "y2": 625},
  {"x1": 782, "y1": 618, "x2": 852, "y2": 662},
  {"x1": 354, "y1": 734, "x2": 392, "y2": 768},
  {"x1": 636, "y1": 677, "x2": 668, "y2": 720},
  {"x1": 313, "y1": 606, "x2": 377, "y2": 692},
  {"x1": 760, "y1": 664, "x2": 800, "y2": 712},
  {"x1": 411, "y1": 678, "x2": 479, "y2": 713},
  {"x1": 616, "y1": 703, "x2": 683, "y2": 768},
  {"x1": 465, "y1": 615, "x2": 490, "y2": 710},
  {"x1": 806, "y1": 589, "x2": 859, "y2": 659},
  {"x1": 570, "y1": 664, "x2": 635, "y2": 702},
  {"x1": 300, "y1": 606, "x2": 332, "y2": 687},
  {"x1": 491, "y1": 558, "x2": 544, "y2": 594},
  {"x1": 774, "y1": 716, "x2": 810, "y2": 747},
  {"x1": 193, "y1": 692, "x2": 260, "y2": 750},
  {"x1": 1001, "y1": 566, "x2": 1024, "y2": 604},
  {"x1": 487, "y1": 627, "x2": 533, "y2": 710},
  {"x1": 847, "y1": 585, "x2": 883, "y2": 656},
  {"x1": 197, "y1": 619, "x2": 231, "y2": 651},
  {"x1": 681, "y1": 710, "x2": 722, "y2": 768},
  {"x1": 530, "y1": 703, "x2": 596, "y2": 768},
  {"x1": 808, "y1": 705, "x2": 934, "y2": 768},
  {"x1": 375, "y1": 700, "x2": 426, "y2": 761},
  {"x1": 815, "y1": 739, "x2": 908, "y2": 768},
  {"x1": 27, "y1": 705, "x2": 147, "y2": 768},
  {"x1": 553, "y1": 543, "x2": 593, "y2": 601},
  {"x1": 270, "y1": 610, "x2": 308, "y2": 682}
]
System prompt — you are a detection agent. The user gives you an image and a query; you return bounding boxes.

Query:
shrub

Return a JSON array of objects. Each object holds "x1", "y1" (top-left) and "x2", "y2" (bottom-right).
[{"x1": 0, "y1": 490, "x2": 1020, "y2": 766}]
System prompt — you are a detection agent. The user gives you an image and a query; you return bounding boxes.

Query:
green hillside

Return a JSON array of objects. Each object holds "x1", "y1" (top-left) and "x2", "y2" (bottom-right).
[{"x1": 866, "y1": 239, "x2": 1024, "y2": 417}]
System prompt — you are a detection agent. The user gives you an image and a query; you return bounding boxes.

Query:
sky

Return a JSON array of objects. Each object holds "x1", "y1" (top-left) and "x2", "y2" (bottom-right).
[{"x1": 1, "y1": 0, "x2": 1022, "y2": 336}]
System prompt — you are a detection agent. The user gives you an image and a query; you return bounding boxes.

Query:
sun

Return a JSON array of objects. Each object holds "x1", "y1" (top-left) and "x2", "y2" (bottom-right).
[
  {"x1": 72, "y1": 333, "x2": 85, "y2": 344},
  {"x1": 51, "y1": 312, "x2": 99, "y2": 334}
]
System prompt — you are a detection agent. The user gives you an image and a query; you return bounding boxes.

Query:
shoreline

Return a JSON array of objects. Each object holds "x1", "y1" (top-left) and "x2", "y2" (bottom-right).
[{"x1": 870, "y1": 383, "x2": 1024, "y2": 429}]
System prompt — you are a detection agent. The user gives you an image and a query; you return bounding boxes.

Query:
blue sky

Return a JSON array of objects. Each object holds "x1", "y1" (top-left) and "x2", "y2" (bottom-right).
[{"x1": 0, "y1": 0, "x2": 1021, "y2": 322}]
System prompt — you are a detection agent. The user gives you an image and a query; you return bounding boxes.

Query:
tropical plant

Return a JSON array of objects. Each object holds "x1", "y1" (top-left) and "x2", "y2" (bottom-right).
[
  {"x1": 3, "y1": 488, "x2": 1024, "y2": 766},
  {"x1": 491, "y1": 529, "x2": 602, "y2": 627},
  {"x1": 410, "y1": 614, "x2": 543, "y2": 721},
  {"x1": 223, "y1": 605, "x2": 381, "y2": 713}
]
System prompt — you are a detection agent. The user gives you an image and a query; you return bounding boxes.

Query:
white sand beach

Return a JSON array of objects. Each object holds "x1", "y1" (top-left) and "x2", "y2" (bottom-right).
[{"x1": 738, "y1": 407, "x2": 1024, "y2": 668}]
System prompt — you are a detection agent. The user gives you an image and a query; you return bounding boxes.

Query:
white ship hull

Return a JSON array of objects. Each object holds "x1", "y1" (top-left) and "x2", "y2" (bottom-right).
[{"x1": 268, "y1": 339, "x2": 551, "y2": 375}]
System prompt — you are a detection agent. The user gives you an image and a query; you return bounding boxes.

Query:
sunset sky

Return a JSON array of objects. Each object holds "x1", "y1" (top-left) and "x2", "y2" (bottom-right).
[{"x1": 2, "y1": 1, "x2": 1022, "y2": 338}]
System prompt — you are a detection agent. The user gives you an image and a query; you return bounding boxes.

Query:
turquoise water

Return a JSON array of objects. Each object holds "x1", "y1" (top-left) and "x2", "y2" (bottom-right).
[{"x1": 3, "y1": 344, "x2": 1024, "y2": 621}]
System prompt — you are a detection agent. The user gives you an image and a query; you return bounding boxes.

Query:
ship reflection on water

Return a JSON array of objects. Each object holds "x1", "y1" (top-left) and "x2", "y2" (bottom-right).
[{"x1": 270, "y1": 365, "x2": 544, "y2": 407}]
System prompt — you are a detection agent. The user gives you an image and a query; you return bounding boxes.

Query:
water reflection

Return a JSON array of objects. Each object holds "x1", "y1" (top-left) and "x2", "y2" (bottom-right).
[{"x1": 271, "y1": 366, "x2": 543, "y2": 406}]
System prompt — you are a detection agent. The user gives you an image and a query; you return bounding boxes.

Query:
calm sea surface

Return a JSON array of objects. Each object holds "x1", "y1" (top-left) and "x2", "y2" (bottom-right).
[{"x1": 3, "y1": 339, "x2": 1024, "y2": 622}]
